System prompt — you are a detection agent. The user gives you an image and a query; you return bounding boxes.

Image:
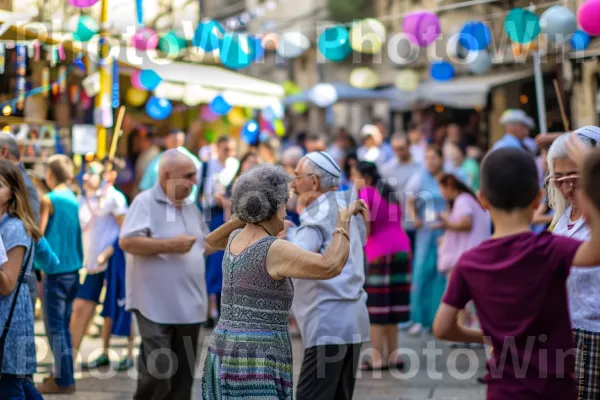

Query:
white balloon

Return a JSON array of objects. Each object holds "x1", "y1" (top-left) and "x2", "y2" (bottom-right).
[
  {"x1": 350, "y1": 18, "x2": 386, "y2": 54},
  {"x1": 467, "y1": 50, "x2": 491, "y2": 74},
  {"x1": 309, "y1": 83, "x2": 338, "y2": 107},
  {"x1": 540, "y1": 5, "x2": 577, "y2": 44},
  {"x1": 276, "y1": 32, "x2": 310, "y2": 58},
  {"x1": 395, "y1": 70, "x2": 420, "y2": 91},
  {"x1": 350, "y1": 68, "x2": 379, "y2": 89}
]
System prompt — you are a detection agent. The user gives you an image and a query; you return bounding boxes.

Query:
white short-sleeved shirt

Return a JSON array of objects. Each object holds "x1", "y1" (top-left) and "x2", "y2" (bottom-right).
[
  {"x1": 79, "y1": 185, "x2": 128, "y2": 272},
  {"x1": 120, "y1": 184, "x2": 208, "y2": 324},
  {"x1": 0, "y1": 235, "x2": 7, "y2": 265}
]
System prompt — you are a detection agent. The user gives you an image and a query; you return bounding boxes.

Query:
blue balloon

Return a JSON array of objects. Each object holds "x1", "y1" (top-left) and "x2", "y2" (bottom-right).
[
  {"x1": 209, "y1": 94, "x2": 232, "y2": 116},
  {"x1": 145, "y1": 97, "x2": 172, "y2": 120},
  {"x1": 571, "y1": 29, "x2": 591, "y2": 51},
  {"x1": 251, "y1": 36, "x2": 264, "y2": 62},
  {"x1": 193, "y1": 20, "x2": 225, "y2": 52},
  {"x1": 318, "y1": 25, "x2": 352, "y2": 62},
  {"x1": 139, "y1": 70, "x2": 162, "y2": 90},
  {"x1": 430, "y1": 61, "x2": 455, "y2": 81},
  {"x1": 241, "y1": 120, "x2": 260, "y2": 144},
  {"x1": 459, "y1": 21, "x2": 492, "y2": 51},
  {"x1": 220, "y1": 33, "x2": 254, "y2": 69}
]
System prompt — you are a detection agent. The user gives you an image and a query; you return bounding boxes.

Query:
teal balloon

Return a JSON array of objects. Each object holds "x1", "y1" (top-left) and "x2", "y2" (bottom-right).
[
  {"x1": 193, "y1": 20, "x2": 225, "y2": 52},
  {"x1": 73, "y1": 16, "x2": 99, "y2": 42},
  {"x1": 220, "y1": 33, "x2": 254, "y2": 69},
  {"x1": 139, "y1": 70, "x2": 162, "y2": 90},
  {"x1": 504, "y1": 8, "x2": 540, "y2": 44},
  {"x1": 209, "y1": 95, "x2": 232, "y2": 116},
  {"x1": 318, "y1": 25, "x2": 352, "y2": 62},
  {"x1": 145, "y1": 97, "x2": 172, "y2": 120},
  {"x1": 159, "y1": 31, "x2": 187, "y2": 55}
]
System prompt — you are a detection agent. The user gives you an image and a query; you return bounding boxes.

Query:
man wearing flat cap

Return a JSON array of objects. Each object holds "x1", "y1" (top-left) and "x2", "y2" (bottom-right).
[
  {"x1": 288, "y1": 151, "x2": 369, "y2": 400},
  {"x1": 493, "y1": 109, "x2": 537, "y2": 153}
]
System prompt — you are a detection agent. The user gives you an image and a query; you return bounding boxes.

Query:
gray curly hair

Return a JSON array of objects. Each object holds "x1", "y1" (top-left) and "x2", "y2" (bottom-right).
[{"x1": 231, "y1": 164, "x2": 291, "y2": 223}]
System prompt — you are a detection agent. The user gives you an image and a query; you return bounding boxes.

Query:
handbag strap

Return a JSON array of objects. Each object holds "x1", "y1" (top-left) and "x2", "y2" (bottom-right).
[{"x1": 0, "y1": 238, "x2": 34, "y2": 369}]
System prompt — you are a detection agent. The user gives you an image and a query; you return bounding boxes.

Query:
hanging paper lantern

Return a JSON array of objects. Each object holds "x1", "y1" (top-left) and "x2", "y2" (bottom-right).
[
  {"x1": 318, "y1": 25, "x2": 352, "y2": 62},
  {"x1": 350, "y1": 18, "x2": 386, "y2": 54},
  {"x1": 204, "y1": 129, "x2": 217, "y2": 143},
  {"x1": 349, "y1": 67, "x2": 379, "y2": 89},
  {"x1": 227, "y1": 107, "x2": 246, "y2": 127},
  {"x1": 193, "y1": 20, "x2": 225, "y2": 51},
  {"x1": 309, "y1": 84, "x2": 338, "y2": 107},
  {"x1": 261, "y1": 33, "x2": 280, "y2": 51},
  {"x1": 251, "y1": 36, "x2": 265, "y2": 61},
  {"x1": 571, "y1": 29, "x2": 591, "y2": 51},
  {"x1": 395, "y1": 70, "x2": 420, "y2": 92},
  {"x1": 276, "y1": 32, "x2": 310, "y2": 58},
  {"x1": 145, "y1": 97, "x2": 172, "y2": 120},
  {"x1": 220, "y1": 33, "x2": 254, "y2": 69},
  {"x1": 283, "y1": 80, "x2": 300, "y2": 94},
  {"x1": 73, "y1": 16, "x2": 99, "y2": 42},
  {"x1": 201, "y1": 105, "x2": 219, "y2": 122},
  {"x1": 209, "y1": 94, "x2": 232, "y2": 115},
  {"x1": 130, "y1": 70, "x2": 144, "y2": 90},
  {"x1": 402, "y1": 11, "x2": 441, "y2": 48},
  {"x1": 467, "y1": 50, "x2": 492, "y2": 74},
  {"x1": 540, "y1": 6, "x2": 577, "y2": 43},
  {"x1": 125, "y1": 87, "x2": 148, "y2": 107},
  {"x1": 504, "y1": 8, "x2": 540, "y2": 44},
  {"x1": 459, "y1": 21, "x2": 491, "y2": 51},
  {"x1": 158, "y1": 31, "x2": 187, "y2": 56},
  {"x1": 430, "y1": 61, "x2": 455, "y2": 81},
  {"x1": 273, "y1": 119, "x2": 285, "y2": 137},
  {"x1": 131, "y1": 27, "x2": 159, "y2": 51},
  {"x1": 578, "y1": 0, "x2": 600, "y2": 36},
  {"x1": 241, "y1": 120, "x2": 260, "y2": 144},
  {"x1": 139, "y1": 70, "x2": 162, "y2": 90},
  {"x1": 69, "y1": 0, "x2": 98, "y2": 8}
]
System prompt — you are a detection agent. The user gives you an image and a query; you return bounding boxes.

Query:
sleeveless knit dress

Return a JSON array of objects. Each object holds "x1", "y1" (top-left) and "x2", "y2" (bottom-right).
[{"x1": 202, "y1": 230, "x2": 294, "y2": 399}]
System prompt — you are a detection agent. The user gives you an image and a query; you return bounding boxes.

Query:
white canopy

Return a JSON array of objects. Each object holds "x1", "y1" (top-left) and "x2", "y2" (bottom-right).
[{"x1": 388, "y1": 69, "x2": 534, "y2": 110}]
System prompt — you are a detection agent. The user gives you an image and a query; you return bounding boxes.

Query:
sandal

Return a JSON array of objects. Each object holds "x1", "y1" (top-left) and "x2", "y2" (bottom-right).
[
  {"x1": 360, "y1": 361, "x2": 389, "y2": 371},
  {"x1": 388, "y1": 360, "x2": 405, "y2": 370}
]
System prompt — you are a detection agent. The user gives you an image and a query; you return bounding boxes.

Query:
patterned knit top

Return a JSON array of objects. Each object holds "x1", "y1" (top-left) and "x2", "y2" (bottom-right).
[{"x1": 219, "y1": 230, "x2": 294, "y2": 332}]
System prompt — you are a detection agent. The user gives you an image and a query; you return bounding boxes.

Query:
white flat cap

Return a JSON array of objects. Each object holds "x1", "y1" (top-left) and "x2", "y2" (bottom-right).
[
  {"x1": 573, "y1": 125, "x2": 600, "y2": 143},
  {"x1": 305, "y1": 151, "x2": 342, "y2": 178},
  {"x1": 499, "y1": 109, "x2": 535, "y2": 129},
  {"x1": 360, "y1": 124, "x2": 381, "y2": 138}
]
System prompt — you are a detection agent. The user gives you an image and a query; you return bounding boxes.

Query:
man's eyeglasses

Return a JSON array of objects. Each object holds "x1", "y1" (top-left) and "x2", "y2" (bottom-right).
[
  {"x1": 551, "y1": 174, "x2": 580, "y2": 189},
  {"x1": 292, "y1": 174, "x2": 315, "y2": 181}
]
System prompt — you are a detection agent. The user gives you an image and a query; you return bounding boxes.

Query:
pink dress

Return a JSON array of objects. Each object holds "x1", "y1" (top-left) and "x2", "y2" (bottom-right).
[
  {"x1": 438, "y1": 193, "x2": 491, "y2": 272},
  {"x1": 358, "y1": 186, "x2": 411, "y2": 262}
]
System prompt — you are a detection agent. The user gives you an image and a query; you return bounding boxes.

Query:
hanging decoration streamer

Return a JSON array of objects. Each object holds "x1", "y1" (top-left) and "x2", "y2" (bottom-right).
[
  {"x1": 112, "y1": 59, "x2": 120, "y2": 109},
  {"x1": 59, "y1": 66, "x2": 67, "y2": 93},
  {"x1": 27, "y1": 42, "x2": 34, "y2": 58},
  {"x1": 42, "y1": 67, "x2": 50, "y2": 97},
  {"x1": 15, "y1": 45, "x2": 26, "y2": 110},
  {"x1": 34, "y1": 41, "x2": 40, "y2": 61},
  {"x1": 58, "y1": 43, "x2": 66, "y2": 61},
  {"x1": 0, "y1": 44, "x2": 4, "y2": 74},
  {"x1": 136, "y1": 0, "x2": 143, "y2": 26}
]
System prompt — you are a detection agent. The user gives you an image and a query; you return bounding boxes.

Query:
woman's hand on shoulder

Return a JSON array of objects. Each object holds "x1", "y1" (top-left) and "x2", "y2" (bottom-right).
[{"x1": 340, "y1": 200, "x2": 367, "y2": 222}]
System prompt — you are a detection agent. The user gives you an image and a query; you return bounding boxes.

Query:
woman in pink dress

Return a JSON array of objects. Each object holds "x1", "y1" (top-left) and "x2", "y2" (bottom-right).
[
  {"x1": 352, "y1": 161, "x2": 412, "y2": 371},
  {"x1": 438, "y1": 173, "x2": 491, "y2": 342}
]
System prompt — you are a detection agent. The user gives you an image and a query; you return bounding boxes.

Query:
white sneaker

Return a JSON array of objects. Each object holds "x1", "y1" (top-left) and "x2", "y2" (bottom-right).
[{"x1": 408, "y1": 323, "x2": 423, "y2": 337}]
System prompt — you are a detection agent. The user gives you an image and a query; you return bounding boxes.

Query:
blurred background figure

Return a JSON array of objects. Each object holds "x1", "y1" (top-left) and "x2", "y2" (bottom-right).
[
  {"x1": 138, "y1": 130, "x2": 186, "y2": 192},
  {"x1": 328, "y1": 127, "x2": 356, "y2": 166},
  {"x1": 408, "y1": 124, "x2": 427, "y2": 165},
  {"x1": 358, "y1": 124, "x2": 391, "y2": 168},
  {"x1": 305, "y1": 133, "x2": 327, "y2": 153}
]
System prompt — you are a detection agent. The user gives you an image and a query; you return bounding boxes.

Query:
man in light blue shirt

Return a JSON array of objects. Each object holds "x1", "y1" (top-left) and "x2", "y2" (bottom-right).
[{"x1": 492, "y1": 109, "x2": 536, "y2": 154}]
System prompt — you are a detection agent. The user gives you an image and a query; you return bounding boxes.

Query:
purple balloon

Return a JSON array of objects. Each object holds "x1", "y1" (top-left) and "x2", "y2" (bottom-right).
[
  {"x1": 403, "y1": 11, "x2": 441, "y2": 47},
  {"x1": 201, "y1": 106, "x2": 219, "y2": 122},
  {"x1": 68, "y1": 0, "x2": 99, "y2": 7},
  {"x1": 130, "y1": 70, "x2": 144, "y2": 90}
]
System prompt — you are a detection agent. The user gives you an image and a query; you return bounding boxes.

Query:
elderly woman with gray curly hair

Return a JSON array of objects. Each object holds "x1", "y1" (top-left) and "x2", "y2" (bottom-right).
[{"x1": 200, "y1": 164, "x2": 366, "y2": 400}]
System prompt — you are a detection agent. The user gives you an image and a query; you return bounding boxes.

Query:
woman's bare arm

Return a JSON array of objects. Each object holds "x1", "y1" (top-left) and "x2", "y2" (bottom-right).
[
  {"x1": 39, "y1": 195, "x2": 53, "y2": 234},
  {"x1": 205, "y1": 216, "x2": 246, "y2": 250},
  {"x1": 0, "y1": 246, "x2": 25, "y2": 296}
]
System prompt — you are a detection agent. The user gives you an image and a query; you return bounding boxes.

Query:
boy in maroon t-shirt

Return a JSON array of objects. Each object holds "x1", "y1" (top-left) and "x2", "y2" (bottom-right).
[{"x1": 433, "y1": 146, "x2": 600, "y2": 400}]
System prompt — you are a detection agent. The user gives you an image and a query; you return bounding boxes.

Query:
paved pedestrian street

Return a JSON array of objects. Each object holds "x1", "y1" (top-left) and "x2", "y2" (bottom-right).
[{"x1": 36, "y1": 321, "x2": 487, "y2": 400}]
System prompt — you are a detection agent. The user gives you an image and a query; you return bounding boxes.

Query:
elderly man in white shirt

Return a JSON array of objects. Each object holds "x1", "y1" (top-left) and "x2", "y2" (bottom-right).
[
  {"x1": 120, "y1": 149, "x2": 214, "y2": 400},
  {"x1": 288, "y1": 151, "x2": 369, "y2": 400}
]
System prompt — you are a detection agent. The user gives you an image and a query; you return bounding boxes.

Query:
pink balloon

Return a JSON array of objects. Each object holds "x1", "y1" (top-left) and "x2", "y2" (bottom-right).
[
  {"x1": 201, "y1": 106, "x2": 219, "y2": 122},
  {"x1": 68, "y1": 0, "x2": 99, "y2": 7},
  {"x1": 578, "y1": 0, "x2": 600, "y2": 36},
  {"x1": 130, "y1": 70, "x2": 144, "y2": 90},
  {"x1": 131, "y1": 28, "x2": 159, "y2": 51},
  {"x1": 403, "y1": 11, "x2": 441, "y2": 47}
]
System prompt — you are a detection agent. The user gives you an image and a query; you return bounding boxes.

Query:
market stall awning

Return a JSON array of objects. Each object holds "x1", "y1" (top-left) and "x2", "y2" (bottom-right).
[
  {"x1": 387, "y1": 69, "x2": 534, "y2": 111},
  {"x1": 283, "y1": 82, "x2": 389, "y2": 105}
]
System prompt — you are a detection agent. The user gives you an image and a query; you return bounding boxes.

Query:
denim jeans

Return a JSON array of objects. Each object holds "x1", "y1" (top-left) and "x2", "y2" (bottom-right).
[
  {"x1": 42, "y1": 271, "x2": 80, "y2": 387},
  {"x1": 0, "y1": 374, "x2": 44, "y2": 400}
]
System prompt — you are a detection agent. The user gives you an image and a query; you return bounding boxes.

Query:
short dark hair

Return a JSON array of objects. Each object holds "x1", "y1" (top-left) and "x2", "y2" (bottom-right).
[
  {"x1": 216, "y1": 136, "x2": 229, "y2": 145},
  {"x1": 480, "y1": 148, "x2": 539, "y2": 211},
  {"x1": 306, "y1": 133, "x2": 326, "y2": 142},
  {"x1": 582, "y1": 148, "x2": 600, "y2": 211}
]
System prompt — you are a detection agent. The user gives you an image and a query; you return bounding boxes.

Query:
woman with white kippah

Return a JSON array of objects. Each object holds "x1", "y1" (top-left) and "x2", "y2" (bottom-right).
[{"x1": 547, "y1": 126, "x2": 600, "y2": 399}]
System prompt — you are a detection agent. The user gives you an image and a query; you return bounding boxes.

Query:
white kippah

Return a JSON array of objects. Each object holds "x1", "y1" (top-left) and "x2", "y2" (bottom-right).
[
  {"x1": 305, "y1": 151, "x2": 342, "y2": 178},
  {"x1": 574, "y1": 126, "x2": 600, "y2": 144}
]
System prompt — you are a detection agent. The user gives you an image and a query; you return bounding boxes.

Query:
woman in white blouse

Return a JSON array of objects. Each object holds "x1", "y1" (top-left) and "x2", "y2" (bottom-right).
[{"x1": 547, "y1": 127, "x2": 600, "y2": 400}]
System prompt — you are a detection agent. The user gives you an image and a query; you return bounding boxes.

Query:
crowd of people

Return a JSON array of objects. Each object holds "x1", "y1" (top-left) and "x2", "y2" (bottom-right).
[{"x1": 2, "y1": 110, "x2": 600, "y2": 400}]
